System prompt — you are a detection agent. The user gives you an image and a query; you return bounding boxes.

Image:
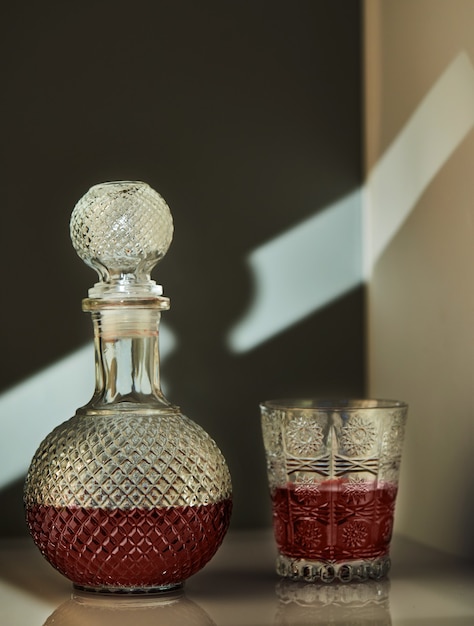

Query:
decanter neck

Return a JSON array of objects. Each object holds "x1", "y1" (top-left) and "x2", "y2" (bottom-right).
[{"x1": 81, "y1": 297, "x2": 174, "y2": 412}]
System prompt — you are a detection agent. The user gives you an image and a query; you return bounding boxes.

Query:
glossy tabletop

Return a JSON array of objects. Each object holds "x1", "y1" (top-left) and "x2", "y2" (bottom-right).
[{"x1": 1, "y1": 530, "x2": 473, "y2": 625}]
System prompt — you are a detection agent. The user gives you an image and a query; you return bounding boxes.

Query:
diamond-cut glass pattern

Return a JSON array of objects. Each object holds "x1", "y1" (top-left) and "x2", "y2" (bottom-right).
[
  {"x1": 25, "y1": 412, "x2": 231, "y2": 509},
  {"x1": 70, "y1": 181, "x2": 174, "y2": 280},
  {"x1": 24, "y1": 410, "x2": 232, "y2": 590},
  {"x1": 27, "y1": 500, "x2": 232, "y2": 589}
]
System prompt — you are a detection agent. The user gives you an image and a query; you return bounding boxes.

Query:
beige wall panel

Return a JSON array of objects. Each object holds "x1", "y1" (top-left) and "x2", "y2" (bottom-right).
[{"x1": 365, "y1": 0, "x2": 474, "y2": 558}]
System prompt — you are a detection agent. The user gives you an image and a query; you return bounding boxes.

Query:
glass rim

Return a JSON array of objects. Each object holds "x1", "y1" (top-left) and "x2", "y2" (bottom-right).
[{"x1": 260, "y1": 398, "x2": 407, "y2": 411}]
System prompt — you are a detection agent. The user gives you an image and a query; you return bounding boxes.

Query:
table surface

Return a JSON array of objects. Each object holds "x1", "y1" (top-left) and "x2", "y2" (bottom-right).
[{"x1": 1, "y1": 530, "x2": 473, "y2": 625}]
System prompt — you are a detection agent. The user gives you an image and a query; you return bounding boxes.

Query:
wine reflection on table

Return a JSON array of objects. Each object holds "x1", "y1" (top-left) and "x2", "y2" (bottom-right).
[
  {"x1": 274, "y1": 577, "x2": 392, "y2": 625},
  {"x1": 43, "y1": 587, "x2": 216, "y2": 626}
]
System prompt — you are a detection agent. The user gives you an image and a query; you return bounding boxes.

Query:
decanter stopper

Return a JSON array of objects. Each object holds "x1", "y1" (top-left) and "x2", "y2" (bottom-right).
[{"x1": 70, "y1": 180, "x2": 174, "y2": 298}]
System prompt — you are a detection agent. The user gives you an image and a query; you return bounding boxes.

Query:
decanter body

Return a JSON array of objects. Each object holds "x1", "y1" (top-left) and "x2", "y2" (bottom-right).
[{"x1": 24, "y1": 181, "x2": 232, "y2": 592}]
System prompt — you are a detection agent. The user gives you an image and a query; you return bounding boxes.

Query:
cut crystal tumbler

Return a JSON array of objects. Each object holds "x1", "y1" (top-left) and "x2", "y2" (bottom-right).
[
  {"x1": 24, "y1": 181, "x2": 232, "y2": 592},
  {"x1": 260, "y1": 399, "x2": 407, "y2": 583}
]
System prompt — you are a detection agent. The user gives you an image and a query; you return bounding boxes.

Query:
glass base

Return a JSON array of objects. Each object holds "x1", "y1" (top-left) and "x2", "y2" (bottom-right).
[
  {"x1": 73, "y1": 582, "x2": 184, "y2": 595},
  {"x1": 276, "y1": 553, "x2": 391, "y2": 583}
]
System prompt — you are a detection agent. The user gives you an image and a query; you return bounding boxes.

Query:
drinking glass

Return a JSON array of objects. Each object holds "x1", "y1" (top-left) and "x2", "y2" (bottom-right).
[{"x1": 260, "y1": 399, "x2": 408, "y2": 583}]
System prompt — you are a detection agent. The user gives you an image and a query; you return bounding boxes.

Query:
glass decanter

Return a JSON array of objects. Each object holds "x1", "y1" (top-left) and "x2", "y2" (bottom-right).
[{"x1": 24, "y1": 181, "x2": 232, "y2": 593}]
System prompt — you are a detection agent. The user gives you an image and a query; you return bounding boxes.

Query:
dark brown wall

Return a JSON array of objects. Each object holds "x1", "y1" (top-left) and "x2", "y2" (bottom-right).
[{"x1": 0, "y1": 1, "x2": 363, "y2": 532}]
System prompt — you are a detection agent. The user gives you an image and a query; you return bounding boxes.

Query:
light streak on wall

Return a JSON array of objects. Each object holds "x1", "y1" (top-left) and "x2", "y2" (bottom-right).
[
  {"x1": 228, "y1": 190, "x2": 363, "y2": 353},
  {"x1": 364, "y1": 52, "x2": 474, "y2": 277},
  {"x1": 229, "y1": 52, "x2": 474, "y2": 354}
]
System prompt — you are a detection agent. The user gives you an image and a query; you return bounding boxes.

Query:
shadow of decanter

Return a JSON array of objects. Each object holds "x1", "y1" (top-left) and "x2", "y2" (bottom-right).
[{"x1": 43, "y1": 588, "x2": 215, "y2": 626}]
